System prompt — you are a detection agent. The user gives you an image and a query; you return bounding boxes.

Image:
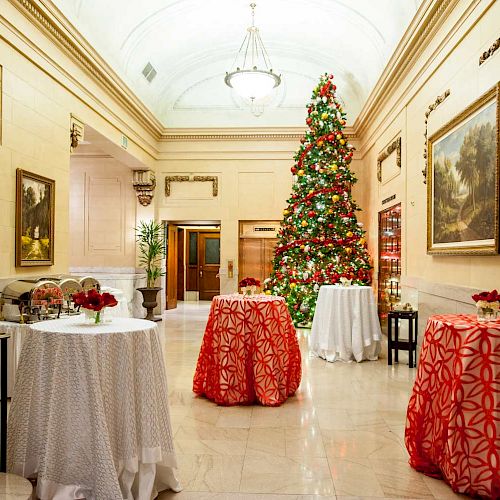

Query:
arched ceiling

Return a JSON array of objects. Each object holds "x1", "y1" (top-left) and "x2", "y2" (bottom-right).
[{"x1": 53, "y1": 0, "x2": 422, "y2": 128}]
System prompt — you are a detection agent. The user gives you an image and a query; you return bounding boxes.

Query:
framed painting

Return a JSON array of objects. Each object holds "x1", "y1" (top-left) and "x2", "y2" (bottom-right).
[
  {"x1": 15, "y1": 169, "x2": 55, "y2": 266},
  {"x1": 427, "y1": 83, "x2": 499, "y2": 255}
]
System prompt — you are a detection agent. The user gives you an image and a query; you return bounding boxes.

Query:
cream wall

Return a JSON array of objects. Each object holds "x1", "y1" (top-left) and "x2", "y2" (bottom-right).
[
  {"x1": 355, "y1": 0, "x2": 500, "y2": 333},
  {"x1": 0, "y1": 0, "x2": 156, "y2": 280},
  {"x1": 69, "y1": 156, "x2": 137, "y2": 268},
  {"x1": 156, "y1": 137, "x2": 299, "y2": 294}
]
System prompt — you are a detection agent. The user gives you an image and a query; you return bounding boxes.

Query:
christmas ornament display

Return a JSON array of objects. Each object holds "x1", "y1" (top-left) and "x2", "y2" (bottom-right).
[{"x1": 264, "y1": 73, "x2": 372, "y2": 326}]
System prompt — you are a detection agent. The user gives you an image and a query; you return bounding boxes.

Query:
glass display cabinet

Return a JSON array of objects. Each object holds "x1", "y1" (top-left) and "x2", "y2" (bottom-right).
[{"x1": 378, "y1": 204, "x2": 401, "y2": 329}]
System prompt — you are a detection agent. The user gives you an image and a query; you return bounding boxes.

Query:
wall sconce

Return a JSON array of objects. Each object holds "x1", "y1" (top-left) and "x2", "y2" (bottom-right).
[{"x1": 132, "y1": 170, "x2": 156, "y2": 206}]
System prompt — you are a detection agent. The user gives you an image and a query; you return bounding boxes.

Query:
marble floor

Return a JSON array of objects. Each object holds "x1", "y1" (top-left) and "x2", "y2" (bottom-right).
[{"x1": 158, "y1": 302, "x2": 466, "y2": 500}]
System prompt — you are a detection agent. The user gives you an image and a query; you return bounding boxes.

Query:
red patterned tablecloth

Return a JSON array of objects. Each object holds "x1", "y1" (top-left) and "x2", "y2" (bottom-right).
[
  {"x1": 405, "y1": 314, "x2": 500, "y2": 499},
  {"x1": 193, "y1": 294, "x2": 302, "y2": 406}
]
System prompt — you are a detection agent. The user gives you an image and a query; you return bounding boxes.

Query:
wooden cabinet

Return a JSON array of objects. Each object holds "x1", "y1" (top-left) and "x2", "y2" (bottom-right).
[{"x1": 378, "y1": 204, "x2": 401, "y2": 327}]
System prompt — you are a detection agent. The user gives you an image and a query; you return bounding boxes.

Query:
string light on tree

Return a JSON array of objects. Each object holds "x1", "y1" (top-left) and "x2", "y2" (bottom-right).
[{"x1": 264, "y1": 73, "x2": 372, "y2": 326}]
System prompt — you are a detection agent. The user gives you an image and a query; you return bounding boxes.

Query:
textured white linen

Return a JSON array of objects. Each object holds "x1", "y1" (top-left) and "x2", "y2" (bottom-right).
[
  {"x1": 7, "y1": 317, "x2": 181, "y2": 499},
  {"x1": 309, "y1": 285, "x2": 382, "y2": 362},
  {"x1": 0, "y1": 322, "x2": 30, "y2": 397}
]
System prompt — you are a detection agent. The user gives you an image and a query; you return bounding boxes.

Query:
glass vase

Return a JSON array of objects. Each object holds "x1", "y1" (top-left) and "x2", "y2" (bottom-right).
[{"x1": 476, "y1": 306, "x2": 495, "y2": 322}]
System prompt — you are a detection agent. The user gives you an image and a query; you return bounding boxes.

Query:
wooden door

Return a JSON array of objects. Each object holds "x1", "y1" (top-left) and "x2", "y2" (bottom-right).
[
  {"x1": 199, "y1": 232, "x2": 220, "y2": 300},
  {"x1": 177, "y1": 228, "x2": 184, "y2": 301},
  {"x1": 166, "y1": 224, "x2": 178, "y2": 309}
]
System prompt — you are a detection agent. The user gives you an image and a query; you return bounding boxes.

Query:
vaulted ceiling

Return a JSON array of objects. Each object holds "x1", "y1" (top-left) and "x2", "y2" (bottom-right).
[{"x1": 53, "y1": 0, "x2": 422, "y2": 128}]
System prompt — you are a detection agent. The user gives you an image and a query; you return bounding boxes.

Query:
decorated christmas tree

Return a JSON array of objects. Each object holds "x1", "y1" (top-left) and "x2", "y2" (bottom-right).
[{"x1": 265, "y1": 73, "x2": 372, "y2": 326}]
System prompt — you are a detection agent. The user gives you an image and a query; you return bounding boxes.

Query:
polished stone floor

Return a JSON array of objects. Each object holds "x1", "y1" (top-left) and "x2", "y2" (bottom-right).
[{"x1": 158, "y1": 302, "x2": 465, "y2": 500}]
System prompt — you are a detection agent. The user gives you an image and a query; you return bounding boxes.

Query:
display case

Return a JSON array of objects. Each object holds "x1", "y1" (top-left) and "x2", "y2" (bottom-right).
[{"x1": 378, "y1": 204, "x2": 401, "y2": 328}]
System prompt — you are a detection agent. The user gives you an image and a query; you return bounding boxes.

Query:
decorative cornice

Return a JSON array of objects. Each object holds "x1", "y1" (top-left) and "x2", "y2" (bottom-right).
[
  {"x1": 377, "y1": 137, "x2": 401, "y2": 183},
  {"x1": 10, "y1": 0, "x2": 163, "y2": 138},
  {"x1": 160, "y1": 127, "x2": 356, "y2": 142},
  {"x1": 165, "y1": 175, "x2": 218, "y2": 197},
  {"x1": 479, "y1": 36, "x2": 500, "y2": 65},
  {"x1": 354, "y1": 0, "x2": 459, "y2": 139},
  {"x1": 422, "y1": 89, "x2": 451, "y2": 183}
]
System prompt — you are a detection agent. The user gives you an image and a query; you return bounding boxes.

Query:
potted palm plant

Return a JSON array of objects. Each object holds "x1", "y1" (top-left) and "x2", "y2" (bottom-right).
[{"x1": 135, "y1": 220, "x2": 165, "y2": 321}]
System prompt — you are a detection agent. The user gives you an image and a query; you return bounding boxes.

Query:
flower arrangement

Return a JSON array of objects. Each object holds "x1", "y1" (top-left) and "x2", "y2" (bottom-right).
[
  {"x1": 32, "y1": 286, "x2": 64, "y2": 306},
  {"x1": 72, "y1": 289, "x2": 118, "y2": 324},
  {"x1": 239, "y1": 277, "x2": 261, "y2": 296},
  {"x1": 472, "y1": 289, "x2": 499, "y2": 321}
]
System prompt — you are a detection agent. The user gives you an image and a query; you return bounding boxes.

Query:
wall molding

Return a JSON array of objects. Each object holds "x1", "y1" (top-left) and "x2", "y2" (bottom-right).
[
  {"x1": 479, "y1": 36, "x2": 500, "y2": 65},
  {"x1": 165, "y1": 175, "x2": 218, "y2": 197},
  {"x1": 377, "y1": 136, "x2": 401, "y2": 183}
]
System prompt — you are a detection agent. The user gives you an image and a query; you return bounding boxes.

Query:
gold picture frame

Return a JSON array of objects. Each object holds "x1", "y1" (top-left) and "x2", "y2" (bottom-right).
[
  {"x1": 16, "y1": 169, "x2": 55, "y2": 266},
  {"x1": 427, "y1": 83, "x2": 499, "y2": 255}
]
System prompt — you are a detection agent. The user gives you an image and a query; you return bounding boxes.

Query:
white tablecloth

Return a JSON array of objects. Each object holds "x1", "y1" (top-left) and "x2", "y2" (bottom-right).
[
  {"x1": 310, "y1": 285, "x2": 382, "y2": 362},
  {"x1": 0, "y1": 322, "x2": 30, "y2": 397},
  {"x1": 7, "y1": 317, "x2": 181, "y2": 499}
]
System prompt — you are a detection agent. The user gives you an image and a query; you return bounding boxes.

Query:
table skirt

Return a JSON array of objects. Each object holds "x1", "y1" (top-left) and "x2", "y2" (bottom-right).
[{"x1": 8, "y1": 319, "x2": 181, "y2": 499}]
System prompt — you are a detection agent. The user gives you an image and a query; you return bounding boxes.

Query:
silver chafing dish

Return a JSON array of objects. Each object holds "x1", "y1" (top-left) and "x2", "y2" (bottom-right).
[{"x1": 1, "y1": 275, "x2": 101, "y2": 323}]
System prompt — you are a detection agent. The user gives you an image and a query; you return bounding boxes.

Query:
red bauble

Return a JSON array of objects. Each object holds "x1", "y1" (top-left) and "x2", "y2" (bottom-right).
[
  {"x1": 336, "y1": 174, "x2": 342, "y2": 180},
  {"x1": 306, "y1": 255, "x2": 311, "y2": 261},
  {"x1": 291, "y1": 167, "x2": 297, "y2": 174},
  {"x1": 329, "y1": 74, "x2": 334, "y2": 79},
  {"x1": 308, "y1": 210, "x2": 315, "y2": 218},
  {"x1": 293, "y1": 304, "x2": 299, "y2": 310},
  {"x1": 306, "y1": 117, "x2": 312, "y2": 125},
  {"x1": 328, "y1": 223, "x2": 334, "y2": 229},
  {"x1": 333, "y1": 84, "x2": 337, "y2": 90},
  {"x1": 292, "y1": 194, "x2": 298, "y2": 199}
]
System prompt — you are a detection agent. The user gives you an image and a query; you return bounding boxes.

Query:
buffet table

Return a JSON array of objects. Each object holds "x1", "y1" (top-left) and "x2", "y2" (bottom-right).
[
  {"x1": 193, "y1": 294, "x2": 301, "y2": 406},
  {"x1": 8, "y1": 317, "x2": 181, "y2": 499},
  {"x1": 405, "y1": 314, "x2": 499, "y2": 498},
  {"x1": 309, "y1": 285, "x2": 382, "y2": 362}
]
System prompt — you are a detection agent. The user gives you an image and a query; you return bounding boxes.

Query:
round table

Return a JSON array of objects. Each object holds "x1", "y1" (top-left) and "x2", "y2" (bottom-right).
[
  {"x1": 405, "y1": 314, "x2": 499, "y2": 498},
  {"x1": 193, "y1": 294, "x2": 302, "y2": 406},
  {"x1": 309, "y1": 285, "x2": 382, "y2": 362},
  {"x1": 8, "y1": 317, "x2": 181, "y2": 499}
]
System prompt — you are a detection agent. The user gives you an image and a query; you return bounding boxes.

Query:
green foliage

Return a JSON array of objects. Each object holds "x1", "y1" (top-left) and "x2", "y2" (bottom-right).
[
  {"x1": 135, "y1": 220, "x2": 166, "y2": 288},
  {"x1": 264, "y1": 73, "x2": 372, "y2": 326}
]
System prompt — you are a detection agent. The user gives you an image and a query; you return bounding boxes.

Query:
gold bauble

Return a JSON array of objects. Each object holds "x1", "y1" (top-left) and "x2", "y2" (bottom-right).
[
  {"x1": 301, "y1": 220, "x2": 308, "y2": 227},
  {"x1": 321, "y1": 112, "x2": 329, "y2": 120},
  {"x1": 317, "y1": 140, "x2": 324, "y2": 147},
  {"x1": 283, "y1": 209, "x2": 289, "y2": 216},
  {"x1": 346, "y1": 231, "x2": 353, "y2": 237},
  {"x1": 290, "y1": 282, "x2": 297, "y2": 289},
  {"x1": 265, "y1": 290, "x2": 272, "y2": 295},
  {"x1": 359, "y1": 238, "x2": 366, "y2": 245},
  {"x1": 340, "y1": 139, "x2": 346, "y2": 145},
  {"x1": 330, "y1": 164, "x2": 338, "y2": 171},
  {"x1": 345, "y1": 247, "x2": 352, "y2": 254},
  {"x1": 336, "y1": 133, "x2": 342, "y2": 140},
  {"x1": 332, "y1": 195, "x2": 340, "y2": 202},
  {"x1": 298, "y1": 169, "x2": 305, "y2": 176}
]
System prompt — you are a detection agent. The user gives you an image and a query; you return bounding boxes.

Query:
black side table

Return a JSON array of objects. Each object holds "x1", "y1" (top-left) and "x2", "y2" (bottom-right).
[{"x1": 387, "y1": 310, "x2": 418, "y2": 368}]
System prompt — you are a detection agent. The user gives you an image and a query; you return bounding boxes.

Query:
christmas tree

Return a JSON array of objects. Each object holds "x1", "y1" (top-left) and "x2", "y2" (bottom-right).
[{"x1": 265, "y1": 73, "x2": 372, "y2": 326}]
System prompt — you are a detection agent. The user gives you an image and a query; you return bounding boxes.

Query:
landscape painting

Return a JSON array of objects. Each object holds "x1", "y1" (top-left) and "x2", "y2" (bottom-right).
[
  {"x1": 16, "y1": 169, "x2": 55, "y2": 266},
  {"x1": 427, "y1": 84, "x2": 499, "y2": 255}
]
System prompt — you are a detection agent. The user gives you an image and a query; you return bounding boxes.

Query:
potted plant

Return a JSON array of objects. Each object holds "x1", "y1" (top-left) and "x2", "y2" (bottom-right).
[{"x1": 135, "y1": 220, "x2": 165, "y2": 321}]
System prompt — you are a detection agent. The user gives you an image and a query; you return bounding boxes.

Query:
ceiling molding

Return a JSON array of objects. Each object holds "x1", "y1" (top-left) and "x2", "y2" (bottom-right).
[
  {"x1": 8, "y1": 0, "x2": 456, "y2": 147},
  {"x1": 159, "y1": 127, "x2": 356, "y2": 142},
  {"x1": 9, "y1": 0, "x2": 164, "y2": 138},
  {"x1": 353, "y1": 0, "x2": 459, "y2": 137}
]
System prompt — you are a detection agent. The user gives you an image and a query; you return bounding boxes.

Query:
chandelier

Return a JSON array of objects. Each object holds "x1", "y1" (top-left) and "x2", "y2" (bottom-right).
[{"x1": 225, "y1": 3, "x2": 281, "y2": 102}]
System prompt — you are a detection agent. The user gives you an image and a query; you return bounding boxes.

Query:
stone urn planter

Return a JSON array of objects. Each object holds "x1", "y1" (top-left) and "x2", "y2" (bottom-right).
[{"x1": 137, "y1": 287, "x2": 162, "y2": 321}]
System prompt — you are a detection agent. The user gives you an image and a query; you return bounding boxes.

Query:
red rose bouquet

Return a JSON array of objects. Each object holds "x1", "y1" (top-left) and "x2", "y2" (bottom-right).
[
  {"x1": 239, "y1": 277, "x2": 261, "y2": 296},
  {"x1": 72, "y1": 289, "x2": 118, "y2": 323},
  {"x1": 472, "y1": 289, "x2": 499, "y2": 321}
]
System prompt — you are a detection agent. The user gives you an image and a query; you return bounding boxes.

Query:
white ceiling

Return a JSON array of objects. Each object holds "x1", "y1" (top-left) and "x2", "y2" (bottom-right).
[{"x1": 54, "y1": 0, "x2": 422, "y2": 128}]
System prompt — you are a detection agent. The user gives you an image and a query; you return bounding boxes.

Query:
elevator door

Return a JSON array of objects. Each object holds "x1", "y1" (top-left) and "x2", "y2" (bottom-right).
[{"x1": 239, "y1": 238, "x2": 277, "y2": 284}]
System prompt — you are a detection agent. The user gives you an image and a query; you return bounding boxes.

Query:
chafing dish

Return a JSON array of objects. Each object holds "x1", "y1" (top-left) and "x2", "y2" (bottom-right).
[
  {"x1": 1, "y1": 275, "x2": 100, "y2": 323},
  {"x1": 2, "y1": 279, "x2": 63, "y2": 323}
]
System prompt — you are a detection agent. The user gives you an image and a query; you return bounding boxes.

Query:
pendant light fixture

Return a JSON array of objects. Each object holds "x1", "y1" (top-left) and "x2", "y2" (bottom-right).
[{"x1": 225, "y1": 3, "x2": 281, "y2": 102}]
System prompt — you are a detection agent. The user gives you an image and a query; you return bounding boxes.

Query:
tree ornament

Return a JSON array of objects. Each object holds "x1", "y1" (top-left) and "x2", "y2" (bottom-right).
[
  {"x1": 332, "y1": 195, "x2": 340, "y2": 203},
  {"x1": 340, "y1": 139, "x2": 345, "y2": 146},
  {"x1": 336, "y1": 133, "x2": 342, "y2": 140},
  {"x1": 290, "y1": 282, "x2": 297, "y2": 289},
  {"x1": 306, "y1": 118, "x2": 312, "y2": 125},
  {"x1": 346, "y1": 231, "x2": 353, "y2": 237},
  {"x1": 345, "y1": 248, "x2": 352, "y2": 254},
  {"x1": 298, "y1": 169, "x2": 305, "y2": 176},
  {"x1": 301, "y1": 220, "x2": 308, "y2": 227},
  {"x1": 321, "y1": 112, "x2": 329, "y2": 120},
  {"x1": 283, "y1": 209, "x2": 289, "y2": 216},
  {"x1": 330, "y1": 164, "x2": 338, "y2": 171}
]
